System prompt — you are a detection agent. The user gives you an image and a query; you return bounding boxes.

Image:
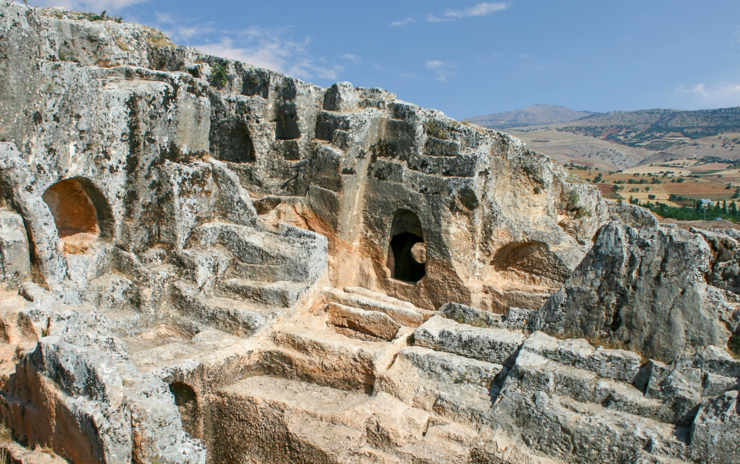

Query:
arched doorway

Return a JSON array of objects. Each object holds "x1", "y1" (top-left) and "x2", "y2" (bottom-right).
[
  {"x1": 388, "y1": 210, "x2": 426, "y2": 283},
  {"x1": 42, "y1": 178, "x2": 112, "y2": 253}
]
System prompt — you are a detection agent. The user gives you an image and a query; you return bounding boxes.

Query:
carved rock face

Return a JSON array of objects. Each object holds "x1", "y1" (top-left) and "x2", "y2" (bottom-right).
[{"x1": 1, "y1": 3, "x2": 738, "y2": 464}]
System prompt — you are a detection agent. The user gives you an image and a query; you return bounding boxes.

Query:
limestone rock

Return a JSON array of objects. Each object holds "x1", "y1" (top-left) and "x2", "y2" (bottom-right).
[
  {"x1": 414, "y1": 316, "x2": 524, "y2": 365},
  {"x1": 690, "y1": 390, "x2": 740, "y2": 463},
  {"x1": 440, "y1": 302, "x2": 502, "y2": 328},
  {"x1": 0, "y1": 2, "x2": 738, "y2": 463},
  {"x1": 533, "y1": 222, "x2": 740, "y2": 362},
  {"x1": 0, "y1": 209, "x2": 31, "y2": 282}
]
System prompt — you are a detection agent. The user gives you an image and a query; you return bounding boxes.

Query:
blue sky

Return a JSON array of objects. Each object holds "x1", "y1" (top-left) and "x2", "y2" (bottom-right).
[{"x1": 28, "y1": 0, "x2": 740, "y2": 120}]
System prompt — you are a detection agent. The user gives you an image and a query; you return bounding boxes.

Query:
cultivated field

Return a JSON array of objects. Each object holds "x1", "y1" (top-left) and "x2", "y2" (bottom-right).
[{"x1": 566, "y1": 158, "x2": 738, "y2": 207}]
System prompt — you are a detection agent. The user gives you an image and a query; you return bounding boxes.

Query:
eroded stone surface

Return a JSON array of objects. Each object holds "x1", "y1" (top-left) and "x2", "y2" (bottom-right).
[
  {"x1": 0, "y1": 2, "x2": 738, "y2": 464},
  {"x1": 533, "y1": 222, "x2": 740, "y2": 363}
]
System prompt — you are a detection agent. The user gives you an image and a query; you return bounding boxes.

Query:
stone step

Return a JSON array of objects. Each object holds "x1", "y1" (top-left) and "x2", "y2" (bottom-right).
[
  {"x1": 376, "y1": 346, "x2": 502, "y2": 427},
  {"x1": 507, "y1": 349, "x2": 684, "y2": 424},
  {"x1": 172, "y1": 280, "x2": 279, "y2": 336},
  {"x1": 324, "y1": 288, "x2": 431, "y2": 327},
  {"x1": 521, "y1": 331, "x2": 642, "y2": 383},
  {"x1": 342, "y1": 286, "x2": 418, "y2": 310},
  {"x1": 210, "y1": 375, "x2": 472, "y2": 464},
  {"x1": 187, "y1": 222, "x2": 328, "y2": 284},
  {"x1": 226, "y1": 262, "x2": 300, "y2": 283},
  {"x1": 413, "y1": 316, "x2": 525, "y2": 365},
  {"x1": 341, "y1": 287, "x2": 438, "y2": 320},
  {"x1": 326, "y1": 302, "x2": 401, "y2": 341},
  {"x1": 172, "y1": 248, "x2": 231, "y2": 290},
  {"x1": 216, "y1": 278, "x2": 307, "y2": 308},
  {"x1": 265, "y1": 320, "x2": 408, "y2": 390},
  {"x1": 497, "y1": 391, "x2": 691, "y2": 464}
]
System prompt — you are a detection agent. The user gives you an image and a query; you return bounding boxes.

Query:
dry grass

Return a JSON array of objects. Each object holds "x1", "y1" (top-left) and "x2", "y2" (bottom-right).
[
  {"x1": 0, "y1": 423, "x2": 11, "y2": 443},
  {"x1": 147, "y1": 34, "x2": 174, "y2": 49},
  {"x1": 115, "y1": 36, "x2": 132, "y2": 52}
]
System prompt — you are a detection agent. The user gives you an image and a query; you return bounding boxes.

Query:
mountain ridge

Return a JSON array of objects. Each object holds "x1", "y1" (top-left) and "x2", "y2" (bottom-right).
[{"x1": 465, "y1": 104, "x2": 592, "y2": 129}]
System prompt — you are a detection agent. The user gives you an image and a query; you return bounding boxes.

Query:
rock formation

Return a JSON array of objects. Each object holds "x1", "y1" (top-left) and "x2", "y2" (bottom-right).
[{"x1": 0, "y1": 2, "x2": 738, "y2": 463}]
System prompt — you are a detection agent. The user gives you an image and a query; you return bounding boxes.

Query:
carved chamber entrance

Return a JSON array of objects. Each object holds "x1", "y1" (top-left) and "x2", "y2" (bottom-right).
[
  {"x1": 388, "y1": 210, "x2": 426, "y2": 283},
  {"x1": 42, "y1": 178, "x2": 112, "y2": 253}
]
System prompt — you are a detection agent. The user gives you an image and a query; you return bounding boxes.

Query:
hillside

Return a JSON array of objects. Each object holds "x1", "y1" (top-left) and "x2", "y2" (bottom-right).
[
  {"x1": 465, "y1": 104, "x2": 592, "y2": 129},
  {"x1": 468, "y1": 105, "x2": 740, "y2": 171},
  {"x1": 560, "y1": 107, "x2": 740, "y2": 151}
]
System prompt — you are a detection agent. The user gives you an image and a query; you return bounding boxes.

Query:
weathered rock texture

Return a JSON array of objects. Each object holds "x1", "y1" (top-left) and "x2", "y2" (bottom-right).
[
  {"x1": 0, "y1": 2, "x2": 738, "y2": 464},
  {"x1": 533, "y1": 222, "x2": 740, "y2": 362}
]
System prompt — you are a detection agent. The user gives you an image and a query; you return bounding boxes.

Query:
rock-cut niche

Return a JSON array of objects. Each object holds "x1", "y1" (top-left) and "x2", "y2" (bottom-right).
[
  {"x1": 169, "y1": 382, "x2": 199, "y2": 439},
  {"x1": 491, "y1": 241, "x2": 571, "y2": 283},
  {"x1": 42, "y1": 178, "x2": 113, "y2": 247},
  {"x1": 210, "y1": 118, "x2": 256, "y2": 163},
  {"x1": 388, "y1": 210, "x2": 426, "y2": 283}
]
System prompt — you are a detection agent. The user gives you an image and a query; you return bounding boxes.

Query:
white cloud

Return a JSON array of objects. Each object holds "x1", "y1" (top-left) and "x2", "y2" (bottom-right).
[
  {"x1": 676, "y1": 82, "x2": 740, "y2": 108},
  {"x1": 390, "y1": 17, "x2": 416, "y2": 27},
  {"x1": 155, "y1": 13, "x2": 213, "y2": 41},
  {"x1": 32, "y1": 0, "x2": 146, "y2": 11},
  {"x1": 341, "y1": 54, "x2": 361, "y2": 64},
  {"x1": 517, "y1": 53, "x2": 535, "y2": 60},
  {"x1": 427, "y1": 2, "x2": 507, "y2": 23},
  {"x1": 425, "y1": 60, "x2": 457, "y2": 82},
  {"x1": 194, "y1": 30, "x2": 345, "y2": 80}
]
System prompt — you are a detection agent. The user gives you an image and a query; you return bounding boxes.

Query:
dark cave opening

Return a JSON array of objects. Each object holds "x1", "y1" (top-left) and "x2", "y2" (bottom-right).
[{"x1": 388, "y1": 210, "x2": 426, "y2": 283}]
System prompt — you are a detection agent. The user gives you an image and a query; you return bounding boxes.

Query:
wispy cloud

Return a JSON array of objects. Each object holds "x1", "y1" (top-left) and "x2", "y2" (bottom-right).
[
  {"x1": 193, "y1": 28, "x2": 347, "y2": 80},
  {"x1": 426, "y1": 60, "x2": 457, "y2": 82},
  {"x1": 426, "y1": 2, "x2": 508, "y2": 23},
  {"x1": 341, "y1": 54, "x2": 361, "y2": 64},
  {"x1": 390, "y1": 17, "x2": 416, "y2": 27},
  {"x1": 32, "y1": 0, "x2": 146, "y2": 11},
  {"x1": 155, "y1": 13, "x2": 214, "y2": 41},
  {"x1": 148, "y1": 13, "x2": 352, "y2": 81},
  {"x1": 517, "y1": 53, "x2": 535, "y2": 60},
  {"x1": 676, "y1": 82, "x2": 740, "y2": 108}
]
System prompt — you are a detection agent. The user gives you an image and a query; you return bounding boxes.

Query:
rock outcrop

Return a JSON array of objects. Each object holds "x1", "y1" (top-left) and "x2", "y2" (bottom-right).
[
  {"x1": 0, "y1": 2, "x2": 738, "y2": 464},
  {"x1": 533, "y1": 222, "x2": 740, "y2": 363}
]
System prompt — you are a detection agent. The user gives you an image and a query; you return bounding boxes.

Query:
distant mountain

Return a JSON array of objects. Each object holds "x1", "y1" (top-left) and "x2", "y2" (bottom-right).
[
  {"x1": 465, "y1": 104, "x2": 593, "y2": 129},
  {"x1": 475, "y1": 105, "x2": 740, "y2": 171},
  {"x1": 559, "y1": 107, "x2": 740, "y2": 151}
]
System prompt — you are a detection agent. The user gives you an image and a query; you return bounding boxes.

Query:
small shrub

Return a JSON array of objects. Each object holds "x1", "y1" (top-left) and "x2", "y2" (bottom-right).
[
  {"x1": 81, "y1": 10, "x2": 108, "y2": 22},
  {"x1": 729, "y1": 335, "x2": 740, "y2": 358},
  {"x1": 565, "y1": 190, "x2": 580, "y2": 211},
  {"x1": 534, "y1": 185, "x2": 542, "y2": 194},
  {"x1": 212, "y1": 63, "x2": 228, "y2": 88},
  {"x1": 423, "y1": 120, "x2": 447, "y2": 140},
  {"x1": 574, "y1": 208, "x2": 591, "y2": 219}
]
